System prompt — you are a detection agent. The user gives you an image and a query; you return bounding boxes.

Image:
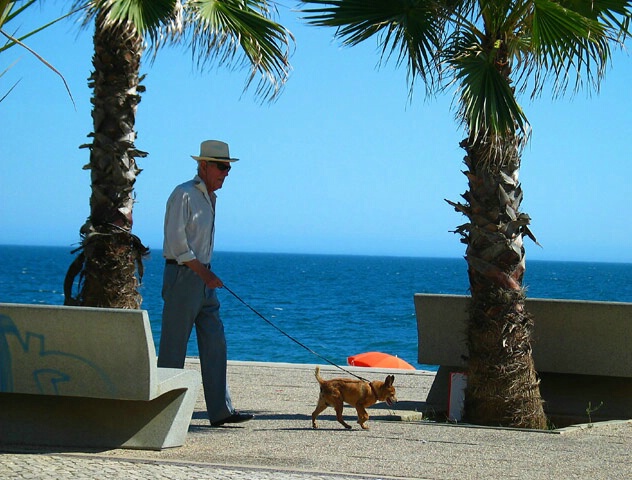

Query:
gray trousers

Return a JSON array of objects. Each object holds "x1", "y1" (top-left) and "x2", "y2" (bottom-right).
[{"x1": 158, "y1": 264, "x2": 234, "y2": 423}]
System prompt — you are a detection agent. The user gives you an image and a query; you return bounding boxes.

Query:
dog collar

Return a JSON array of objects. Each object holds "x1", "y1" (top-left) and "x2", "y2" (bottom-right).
[{"x1": 369, "y1": 382, "x2": 379, "y2": 398}]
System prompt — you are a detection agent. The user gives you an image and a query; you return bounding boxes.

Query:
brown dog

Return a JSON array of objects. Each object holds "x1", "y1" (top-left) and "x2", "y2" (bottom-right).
[{"x1": 311, "y1": 366, "x2": 397, "y2": 430}]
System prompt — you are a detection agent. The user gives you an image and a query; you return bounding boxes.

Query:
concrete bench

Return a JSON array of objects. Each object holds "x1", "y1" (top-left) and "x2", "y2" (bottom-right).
[
  {"x1": 414, "y1": 294, "x2": 632, "y2": 424},
  {"x1": 0, "y1": 303, "x2": 201, "y2": 450}
]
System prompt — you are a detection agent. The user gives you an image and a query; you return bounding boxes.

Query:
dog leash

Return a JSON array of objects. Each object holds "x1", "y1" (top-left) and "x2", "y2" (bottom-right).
[{"x1": 223, "y1": 284, "x2": 371, "y2": 383}]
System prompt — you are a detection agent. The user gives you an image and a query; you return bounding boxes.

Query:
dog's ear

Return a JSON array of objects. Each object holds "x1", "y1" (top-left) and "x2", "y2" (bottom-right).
[{"x1": 385, "y1": 375, "x2": 395, "y2": 386}]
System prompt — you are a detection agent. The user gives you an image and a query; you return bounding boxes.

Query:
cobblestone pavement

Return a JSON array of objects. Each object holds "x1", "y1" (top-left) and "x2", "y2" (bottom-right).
[
  {"x1": 2, "y1": 362, "x2": 631, "y2": 480},
  {"x1": 0, "y1": 453, "x2": 399, "y2": 480}
]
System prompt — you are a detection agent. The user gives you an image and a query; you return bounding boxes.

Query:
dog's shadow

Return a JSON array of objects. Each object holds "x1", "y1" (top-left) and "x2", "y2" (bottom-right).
[
  {"x1": 370, "y1": 400, "x2": 426, "y2": 411},
  {"x1": 189, "y1": 411, "x2": 375, "y2": 432},
  {"x1": 191, "y1": 411, "x2": 310, "y2": 421}
]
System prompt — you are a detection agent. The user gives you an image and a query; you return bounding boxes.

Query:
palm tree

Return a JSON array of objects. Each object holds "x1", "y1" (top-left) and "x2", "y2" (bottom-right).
[
  {"x1": 64, "y1": 0, "x2": 292, "y2": 308},
  {"x1": 300, "y1": 0, "x2": 631, "y2": 428}
]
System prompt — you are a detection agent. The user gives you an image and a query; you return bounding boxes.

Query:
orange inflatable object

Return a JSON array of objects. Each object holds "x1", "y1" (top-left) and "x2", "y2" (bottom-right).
[{"x1": 347, "y1": 351, "x2": 415, "y2": 370}]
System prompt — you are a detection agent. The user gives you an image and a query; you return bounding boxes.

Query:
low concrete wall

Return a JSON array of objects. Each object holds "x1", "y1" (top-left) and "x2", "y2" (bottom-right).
[
  {"x1": 415, "y1": 294, "x2": 632, "y2": 377},
  {"x1": 414, "y1": 294, "x2": 632, "y2": 422}
]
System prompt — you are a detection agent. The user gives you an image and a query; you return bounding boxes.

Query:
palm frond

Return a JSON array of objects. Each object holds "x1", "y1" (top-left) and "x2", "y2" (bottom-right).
[
  {"x1": 1, "y1": 1, "x2": 82, "y2": 104},
  {"x1": 597, "y1": 0, "x2": 632, "y2": 39},
  {"x1": 83, "y1": 0, "x2": 179, "y2": 44},
  {"x1": 0, "y1": 58, "x2": 20, "y2": 103},
  {"x1": 72, "y1": 0, "x2": 293, "y2": 101},
  {"x1": 0, "y1": 29, "x2": 75, "y2": 106},
  {"x1": 559, "y1": 0, "x2": 632, "y2": 37},
  {"x1": 448, "y1": 29, "x2": 529, "y2": 157},
  {"x1": 300, "y1": 0, "x2": 446, "y2": 95},
  {"x1": 527, "y1": 0, "x2": 621, "y2": 97},
  {"x1": 1, "y1": 1, "x2": 84, "y2": 53},
  {"x1": 183, "y1": 0, "x2": 293, "y2": 101}
]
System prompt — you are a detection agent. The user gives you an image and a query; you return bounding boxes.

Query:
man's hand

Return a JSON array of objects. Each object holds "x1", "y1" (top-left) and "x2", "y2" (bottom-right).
[{"x1": 184, "y1": 259, "x2": 223, "y2": 289}]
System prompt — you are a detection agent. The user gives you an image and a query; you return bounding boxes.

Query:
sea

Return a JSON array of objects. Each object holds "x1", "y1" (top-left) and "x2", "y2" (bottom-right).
[{"x1": 1, "y1": 244, "x2": 631, "y2": 371}]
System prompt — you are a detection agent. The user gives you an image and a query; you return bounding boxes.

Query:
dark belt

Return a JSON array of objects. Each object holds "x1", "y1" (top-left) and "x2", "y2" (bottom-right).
[{"x1": 165, "y1": 259, "x2": 210, "y2": 269}]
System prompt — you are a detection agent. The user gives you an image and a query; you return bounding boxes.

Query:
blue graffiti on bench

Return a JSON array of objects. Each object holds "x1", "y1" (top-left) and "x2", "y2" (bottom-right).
[{"x1": 0, "y1": 314, "x2": 115, "y2": 396}]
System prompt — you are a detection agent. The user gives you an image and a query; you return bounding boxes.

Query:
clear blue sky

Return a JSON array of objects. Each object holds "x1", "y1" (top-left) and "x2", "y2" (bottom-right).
[{"x1": 1, "y1": 2, "x2": 631, "y2": 263}]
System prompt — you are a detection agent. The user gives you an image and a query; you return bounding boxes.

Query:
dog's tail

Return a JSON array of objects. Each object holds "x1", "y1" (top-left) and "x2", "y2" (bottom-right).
[{"x1": 314, "y1": 366, "x2": 325, "y2": 385}]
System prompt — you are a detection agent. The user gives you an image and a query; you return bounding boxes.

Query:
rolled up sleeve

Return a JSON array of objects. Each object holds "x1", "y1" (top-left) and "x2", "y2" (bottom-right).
[
  {"x1": 163, "y1": 188, "x2": 196, "y2": 263},
  {"x1": 162, "y1": 178, "x2": 214, "y2": 265}
]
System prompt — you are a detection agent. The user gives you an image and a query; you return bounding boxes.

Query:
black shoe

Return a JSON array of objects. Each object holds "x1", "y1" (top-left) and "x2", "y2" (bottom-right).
[{"x1": 210, "y1": 412, "x2": 254, "y2": 427}]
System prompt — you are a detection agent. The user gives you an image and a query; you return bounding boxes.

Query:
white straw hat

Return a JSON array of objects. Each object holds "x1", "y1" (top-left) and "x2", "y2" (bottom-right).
[{"x1": 191, "y1": 140, "x2": 239, "y2": 162}]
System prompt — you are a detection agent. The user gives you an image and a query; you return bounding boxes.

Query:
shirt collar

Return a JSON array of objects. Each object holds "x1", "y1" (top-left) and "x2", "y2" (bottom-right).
[{"x1": 193, "y1": 175, "x2": 217, "y2": 200}]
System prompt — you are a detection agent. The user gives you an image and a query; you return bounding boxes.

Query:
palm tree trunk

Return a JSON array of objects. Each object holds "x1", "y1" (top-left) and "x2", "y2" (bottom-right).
[
  {"x1": 64, "y1": 10, "x2": 148, "y2": 308},
  {"x1": 454, "y1": 134, "x2": 547, "y2": 429}
]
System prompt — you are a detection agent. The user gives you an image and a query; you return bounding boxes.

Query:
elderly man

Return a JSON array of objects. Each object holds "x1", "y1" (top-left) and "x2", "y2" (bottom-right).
[{"x1": 158, "y1": 140, "x2": 253, "y2": 427}]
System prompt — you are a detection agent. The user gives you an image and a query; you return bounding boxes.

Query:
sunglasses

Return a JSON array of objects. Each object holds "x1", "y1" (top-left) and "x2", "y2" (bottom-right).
[{"x1": 210, "y1": 161, "x2": 231, "y2": 172}]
